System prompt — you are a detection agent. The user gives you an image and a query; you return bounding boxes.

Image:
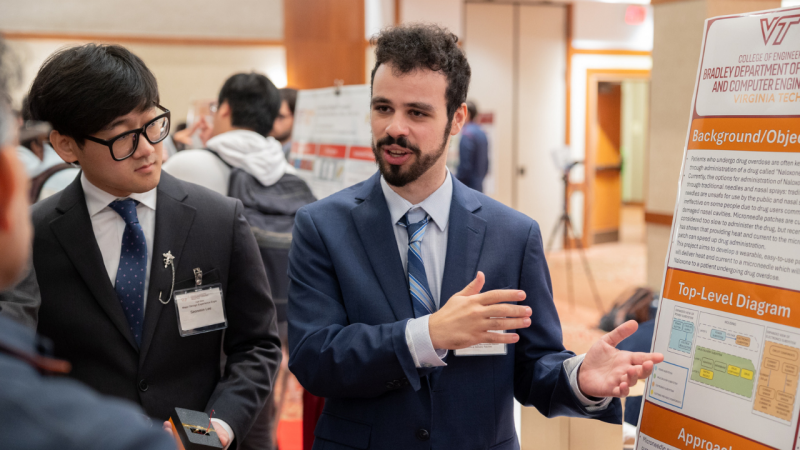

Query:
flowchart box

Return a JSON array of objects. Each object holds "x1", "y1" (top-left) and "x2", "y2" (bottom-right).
[{"x1": 649, "y1": 362, "x2": 688, "y2": 409}]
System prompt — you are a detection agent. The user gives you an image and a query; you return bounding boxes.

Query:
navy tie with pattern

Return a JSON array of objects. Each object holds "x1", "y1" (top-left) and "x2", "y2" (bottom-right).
[
  {"x1": 398, "y1": 213, "x2": 436, "y2": 318},
  {"x1": 109, "y1": 199, "x2": 147, "y2": 347}
]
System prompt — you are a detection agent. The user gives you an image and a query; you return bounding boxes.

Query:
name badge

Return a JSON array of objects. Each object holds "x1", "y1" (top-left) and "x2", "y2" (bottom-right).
[
  {"x1": 454, "y1": 330, "x2": 507, "y2": 356},
  {"x1": 173, "y1": 283, "x2": 228, "y2": 337}
]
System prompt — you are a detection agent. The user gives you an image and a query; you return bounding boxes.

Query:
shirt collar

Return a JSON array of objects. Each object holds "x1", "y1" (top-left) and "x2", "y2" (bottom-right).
[
  {"x1": 80, "y1": 172, "x2": 158, "y2": 217},
  {"x1": 380, "y1": 170, "x2": 453, "y2": 232}
]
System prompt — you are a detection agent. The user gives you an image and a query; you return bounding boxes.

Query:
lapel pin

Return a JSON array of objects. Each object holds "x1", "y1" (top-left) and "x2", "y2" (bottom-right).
[
  {"x1": 159, "y1": 251, "x2": 176, "y2": 305},
  {"x1": 163, "y1": 251, "x2": 175, "y2": 268}
]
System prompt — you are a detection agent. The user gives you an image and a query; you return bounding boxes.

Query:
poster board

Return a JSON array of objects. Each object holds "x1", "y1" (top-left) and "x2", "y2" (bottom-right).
[
  {"x1": 637, "y1": 7, "x2": 800, "y2": 450},
  {"x1": 289, "y1": 85, "x2": 376, "y2": 199}
]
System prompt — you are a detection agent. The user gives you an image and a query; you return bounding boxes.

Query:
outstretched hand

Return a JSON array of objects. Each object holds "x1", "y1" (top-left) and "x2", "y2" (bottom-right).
[{"x1": 577, "y1": 320, "x2": 664, "y2": 398}]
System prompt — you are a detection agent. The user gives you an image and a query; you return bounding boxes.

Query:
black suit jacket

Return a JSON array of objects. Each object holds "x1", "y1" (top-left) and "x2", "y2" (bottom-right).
[{"x1": 14, "y1": 172, "x2": 281, "y2": 447}]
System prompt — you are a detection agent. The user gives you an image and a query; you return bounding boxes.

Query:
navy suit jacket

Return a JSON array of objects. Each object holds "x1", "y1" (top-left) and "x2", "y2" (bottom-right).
[
  {"x1": 288, "y1": 173, "x2": 620, "y2": 450},
  {"x1": 0, "y1": 315, "x2": 175, "y2": 450}
]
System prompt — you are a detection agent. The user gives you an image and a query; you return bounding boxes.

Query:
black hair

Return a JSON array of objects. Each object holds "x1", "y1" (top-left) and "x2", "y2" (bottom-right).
[
  {"x1": 218, "y1": 73, "x2": 281, "y2": 137},
  {"x1": 279, "y1": 88, "x2": 298, "y2": 116},
  {"x1": 466, "y1": 100, "x2": 477, "y2": 121},
  {"x1": 370, "y1": 23, "x2": 471, "y2": 121},
  {"x1": 26, "y1": 44, "x2": 159, "y2": 144}
]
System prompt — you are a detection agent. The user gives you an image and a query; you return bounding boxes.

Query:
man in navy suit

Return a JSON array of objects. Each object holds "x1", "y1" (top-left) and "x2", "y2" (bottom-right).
[{"x1": 288, "y1": 24, "x2": 663, "y2": 450}]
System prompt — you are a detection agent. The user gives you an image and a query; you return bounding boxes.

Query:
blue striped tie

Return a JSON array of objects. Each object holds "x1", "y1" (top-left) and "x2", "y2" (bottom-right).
[
  {"x1": 398, "y1": 213, "x2": 436, "y2": 318},
  {"x1": 109, "y1": 199, "x2": 147, "y2": 347}
]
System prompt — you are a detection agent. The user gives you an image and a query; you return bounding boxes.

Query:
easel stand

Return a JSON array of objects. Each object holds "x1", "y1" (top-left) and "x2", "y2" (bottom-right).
[{"x1": 545, "y1": 163, "x2": 604, "y2": 313}]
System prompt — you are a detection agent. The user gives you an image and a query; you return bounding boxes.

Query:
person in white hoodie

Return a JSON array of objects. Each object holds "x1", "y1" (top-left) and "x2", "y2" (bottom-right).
[
  {"x1": 162, "y1": 72, "x2": 315, "y2": 450},
  {"x1": 163, "y1": 73, "x2": 296, "y2": 194}
]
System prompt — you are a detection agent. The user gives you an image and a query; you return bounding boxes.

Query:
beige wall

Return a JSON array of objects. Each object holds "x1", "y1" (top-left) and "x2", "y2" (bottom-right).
[
  {"x1": 516, "y1": 4, "x2": 568, "y2": 246},
  {"x1": 6, "y1": 38, "x2": 286, "y2": 124},
  {"x1": 401, "y1": 0, "x2": 463, "y2": 38},
  {"x1": 463, "y1": 3, "x2": 514, "y2": 208},
  {"x1": 1, "y1": 0, "x2": 287, "y2": 123},
  {"x1": 464, "y1": 3, "x2": 568, "y2": 249},
  {"x1": 621, "y1": 79, "x2": 648, "y2": 204},
  {"x1": 572, "y1": 2, "x2": 653, "y2": 51},
  {"x1": 645, "y1": 0, "x2": 781, "y2": 289},
  {"x1": 0, "y1": 0, "x2": 283, "y2": 39}
]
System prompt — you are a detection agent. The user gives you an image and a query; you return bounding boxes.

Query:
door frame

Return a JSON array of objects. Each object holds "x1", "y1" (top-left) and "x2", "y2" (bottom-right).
[{"x1": 573, "y1": 68, "x2": 650, "y2": 248}]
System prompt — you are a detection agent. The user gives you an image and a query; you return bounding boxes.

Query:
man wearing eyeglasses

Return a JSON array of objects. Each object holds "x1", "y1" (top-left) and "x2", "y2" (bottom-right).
[{"x1": 7, "y1": 44, "x2": 281, "y2": 449}]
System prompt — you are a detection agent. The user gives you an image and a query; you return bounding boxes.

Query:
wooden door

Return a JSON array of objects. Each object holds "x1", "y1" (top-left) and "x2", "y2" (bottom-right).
[{"x1": 591, "y1": 82, "x2": 622, "y2": 244}]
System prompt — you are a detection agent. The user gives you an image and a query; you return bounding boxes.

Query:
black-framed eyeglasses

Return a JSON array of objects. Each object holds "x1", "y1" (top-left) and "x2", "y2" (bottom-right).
[{"x1": 84, "y1": 104, "x2": 171, "y2": 161}]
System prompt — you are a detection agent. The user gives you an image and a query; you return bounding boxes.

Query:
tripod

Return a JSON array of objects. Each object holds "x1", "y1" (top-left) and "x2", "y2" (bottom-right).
[{"x1": 545, "y1": 162, "x2": 604, "y2": 313}]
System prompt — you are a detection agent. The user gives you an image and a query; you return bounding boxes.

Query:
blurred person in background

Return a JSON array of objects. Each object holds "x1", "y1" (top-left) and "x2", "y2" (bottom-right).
[
  {"x1": 0, "y1": 39, "x2": 175, "y2": 450},
  {"x1": 17, "y1": 97, "x2": 81, "y2": 202},
  {"x1": 16, "y1": 98, "x2": 63, "y2": 177},
  {"x1": 269, "y1": 88, "x2": 297, "y2": 160},
  {"x1": 455, "y1": 100, "x2": 489, "y2": 193},
  {"x1": 163, "y1": 72, "x2": 315, "y2": 450},
  {"x1": 166, "y1": 122, "x2": 189, "y2": 153},
  {"x1": 4, "y1": 43, "x2": 282, "y2": 450}
]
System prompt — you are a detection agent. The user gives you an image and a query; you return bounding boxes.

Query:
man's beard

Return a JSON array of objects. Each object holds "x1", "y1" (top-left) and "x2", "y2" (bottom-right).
[{"x1": 372, "y1": 122, "x2": 451, "y2": 187}]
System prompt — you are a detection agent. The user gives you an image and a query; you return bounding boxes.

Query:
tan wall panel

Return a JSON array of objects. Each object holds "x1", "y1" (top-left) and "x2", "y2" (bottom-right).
[
  {"x1": 0, "y1": 0, "x2": 283, "y2": 40},
  {"x1": 520, "y1": 407, "x2": 620, "y2": 450},
  {"x1": 6, "y1": 39, "x2": 286, "y2": 124},
  {"x1": 646, "y1": 0, "x2": 706, "y2": 215},
  {"x1": 463, "y1": 3, "x2": 515, "y2": 207},
  {"x1": 647, "y1": 222, "x2": 673, "y2": 289},
  {"x1": 516, "y1": 4, "x2": 567, "y2": 246},
  {"x1": 520, "y1": 409, "x2": 569, "y2": 450},
  {"x1": 706, "y1": 0, "x2": 782, "y2": 17}
]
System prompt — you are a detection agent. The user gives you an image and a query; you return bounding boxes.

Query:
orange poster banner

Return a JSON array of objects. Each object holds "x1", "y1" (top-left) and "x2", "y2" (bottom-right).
[
  {"x1": 689, "y1": 118, "x2": 800, "y2": 153},
  {"x1": 639, "y1": 401, "x2": 773, "y2": 450},
  {"x1": 663, "y1": 268, "x2": 800, "y2": 328}
]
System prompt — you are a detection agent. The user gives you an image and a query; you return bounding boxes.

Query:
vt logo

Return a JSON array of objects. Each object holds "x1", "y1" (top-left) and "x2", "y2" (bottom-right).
[{"x1": 761, "y1": 14, "x2": 800, "y2": 45}]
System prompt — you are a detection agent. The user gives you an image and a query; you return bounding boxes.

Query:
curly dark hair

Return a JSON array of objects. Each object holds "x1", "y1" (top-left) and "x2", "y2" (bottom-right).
[{"x1": 370, "y1": 23, "x2": 470, "y2": 121}]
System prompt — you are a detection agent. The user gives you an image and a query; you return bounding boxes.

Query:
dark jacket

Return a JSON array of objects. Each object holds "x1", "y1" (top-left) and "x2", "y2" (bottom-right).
[
  {"x1": 0, "y1": 314, "x2": 175, "y2": 450},
  {"x1": 456, "y1": 122, "x2": 490, "y2": 192},
  {"x1": 228, "y1": 169, "x2": 316, "y2": 323},
  {"x1": 9, "y1": 172, "x2": 282, "y2": 448}
]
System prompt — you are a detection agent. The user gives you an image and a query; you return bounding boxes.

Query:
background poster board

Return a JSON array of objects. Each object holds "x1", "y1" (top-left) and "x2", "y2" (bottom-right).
[
  {"x1": 289, "y1": 85, "x2": 376, "y2": 199},
  {"x1": 637, "y1": 7, "x2": 800, "y2": 450}
]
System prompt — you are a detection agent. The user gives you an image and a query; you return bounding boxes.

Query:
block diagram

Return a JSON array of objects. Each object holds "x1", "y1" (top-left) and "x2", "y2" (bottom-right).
[
  {"x1": 670, "y1": 319, "x2": 695, "y2": 354},
  {"x1": 691, "y1": 346, "x2": 757, "y2": 398},
  {"x1": 686, "y1": 313, "x2": 762, "y2": 400},
  {"x1": 754, "y1": 341, "x2": 799, "y2": 422},
  {"x1": 668, "y1": 307, "x2": 697, "y2": 356}
]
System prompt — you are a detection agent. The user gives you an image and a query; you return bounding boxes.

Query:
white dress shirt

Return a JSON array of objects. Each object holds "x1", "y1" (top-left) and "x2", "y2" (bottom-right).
[
  {"x1": 80, "y1": 174, "x2": 235, "y2": 446},
  {"x1": 81, "y1": 173, "x2": 157, "y2": 305},
  {"x1": 381, "y1": 171, "x2": 610, "y2": 410}
]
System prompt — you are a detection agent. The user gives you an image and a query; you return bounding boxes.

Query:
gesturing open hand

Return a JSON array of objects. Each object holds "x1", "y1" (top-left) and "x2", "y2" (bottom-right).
[{"x1": 577, "y1": 320, "x2": 664, "y2": 398}]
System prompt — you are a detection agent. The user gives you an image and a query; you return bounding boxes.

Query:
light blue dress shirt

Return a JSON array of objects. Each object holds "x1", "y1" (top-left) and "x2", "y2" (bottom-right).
[{"x1": 380, "y1": 170, "x2": 611, "y2": 410}]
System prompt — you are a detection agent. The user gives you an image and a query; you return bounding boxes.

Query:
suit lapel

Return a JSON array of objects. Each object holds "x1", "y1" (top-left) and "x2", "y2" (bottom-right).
[
  {"x1": 432, "y1": 180, "x2": 486, "y2": 387},
  {"x1": 440, "y1": 180, "x2": 486, "y2": 308},
  {"x1": 139, "y1": 173, "x2": 195, "y2": 362},
  {"x1": 351, "y1": 174, "x2": 414, "y2": 321},
  {"x1": 50, "y1": 176, "x2": 138, "y2": 350}
]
